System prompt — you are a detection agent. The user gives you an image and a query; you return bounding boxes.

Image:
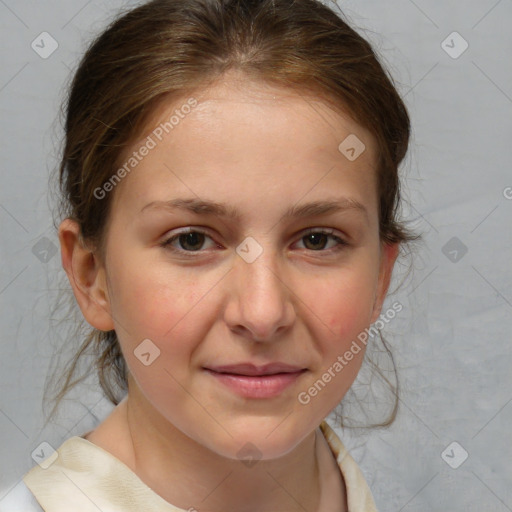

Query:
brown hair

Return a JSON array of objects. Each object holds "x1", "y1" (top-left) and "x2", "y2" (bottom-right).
[{"x1": 45, "y1": 0, "x2": 417, "y2": 428}]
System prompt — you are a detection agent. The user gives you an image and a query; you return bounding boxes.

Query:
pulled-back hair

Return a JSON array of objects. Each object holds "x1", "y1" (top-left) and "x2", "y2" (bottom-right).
[{"x1": 45, "y1": 0, "x2": 416, "y2": 428}]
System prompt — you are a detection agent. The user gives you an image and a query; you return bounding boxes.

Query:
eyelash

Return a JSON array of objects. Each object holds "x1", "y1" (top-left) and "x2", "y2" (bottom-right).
[{"x1": 159, "y1": 227, "x2": 348, "y2": 256}]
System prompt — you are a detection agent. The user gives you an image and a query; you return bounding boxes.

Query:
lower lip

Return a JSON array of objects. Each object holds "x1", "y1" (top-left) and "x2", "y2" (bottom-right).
[{"x1": 204, "y1": 369, "x2": 306, "y2": 398}]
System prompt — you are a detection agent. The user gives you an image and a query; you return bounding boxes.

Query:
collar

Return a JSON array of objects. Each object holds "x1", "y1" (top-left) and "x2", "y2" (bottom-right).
[{"x1": 24, "y1": 420, "x2": 376, "y2": 511}]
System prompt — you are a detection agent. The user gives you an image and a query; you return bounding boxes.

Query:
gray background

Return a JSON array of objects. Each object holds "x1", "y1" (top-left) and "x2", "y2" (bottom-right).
[{"x1": 1, "y1": 0, "x2": 511, "y2": 510}]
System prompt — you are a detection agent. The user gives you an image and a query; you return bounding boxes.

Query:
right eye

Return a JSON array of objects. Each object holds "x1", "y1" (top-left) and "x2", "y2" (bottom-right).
[{"x1": 160, "y1": 228, "x2": 219, "y2": 253}]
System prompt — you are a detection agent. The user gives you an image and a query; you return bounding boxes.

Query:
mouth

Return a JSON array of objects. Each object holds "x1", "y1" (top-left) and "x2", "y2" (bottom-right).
[
  {"x1": 203, "y1": 362, "x2": 307, "y2": 376},
  {"x1": 202, "y1": 363, "x2": 308, "y2": 398}
]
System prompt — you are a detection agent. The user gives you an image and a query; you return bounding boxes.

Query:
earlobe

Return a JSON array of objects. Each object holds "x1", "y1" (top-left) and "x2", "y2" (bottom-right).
[
  {"x1": 370, "y1": 242, "x2": 400, "y2": 324},
  {"x1": 58, "y1": 218, "x2": 115, "y2": 332}
]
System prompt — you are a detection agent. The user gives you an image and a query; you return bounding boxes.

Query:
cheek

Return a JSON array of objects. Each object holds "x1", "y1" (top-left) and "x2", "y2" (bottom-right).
[
  {"x1": 311, "y1": 273, "x2": 376, "y2": 343},
  {"x1": 108, "y1": 266, "x2": 219, "y2": 396},
  {"x1": 308, "y1": 280, "x2": 375, "y2": 398},
  {"x1": 108, "y1": 262, "x2": 206, "y2": 340},
  {"x1": 112, "y1": 271, "x2": 206, "y2": 399}
]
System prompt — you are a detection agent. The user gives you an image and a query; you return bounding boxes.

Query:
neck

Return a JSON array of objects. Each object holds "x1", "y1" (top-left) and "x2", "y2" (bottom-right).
[{"x1": 124, "y1": 379, "x2": 325, "y2": 512}]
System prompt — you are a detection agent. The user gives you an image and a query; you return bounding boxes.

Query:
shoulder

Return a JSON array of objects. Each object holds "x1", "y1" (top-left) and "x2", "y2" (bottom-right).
[
  {"x1": 319, "y1": 420, "x2": 378, "y2": 512},
  {"x1": 0, "y1": 480, "x2": 43, "y2": 511}
]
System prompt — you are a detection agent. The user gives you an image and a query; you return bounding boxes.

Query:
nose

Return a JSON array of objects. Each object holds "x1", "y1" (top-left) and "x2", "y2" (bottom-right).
[{"x1": 223, "y1": 244, "x2": 296, "y2": 342}]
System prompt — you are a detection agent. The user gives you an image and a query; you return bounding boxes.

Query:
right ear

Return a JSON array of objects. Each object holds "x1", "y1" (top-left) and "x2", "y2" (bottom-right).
[{"x1": 58, "y1": 218, "x2": 115, "y2": 332}]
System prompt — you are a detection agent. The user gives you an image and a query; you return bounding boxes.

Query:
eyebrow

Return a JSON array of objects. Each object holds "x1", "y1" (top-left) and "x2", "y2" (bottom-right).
[{"x1": 140, "y1": 197, "x2": 368, "y2": 223}]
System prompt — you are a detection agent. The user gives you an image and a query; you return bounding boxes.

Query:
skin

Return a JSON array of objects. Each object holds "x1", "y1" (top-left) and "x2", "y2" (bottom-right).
[{"x1": 59, "y1": 70, "x2": 399, "y2": 512}]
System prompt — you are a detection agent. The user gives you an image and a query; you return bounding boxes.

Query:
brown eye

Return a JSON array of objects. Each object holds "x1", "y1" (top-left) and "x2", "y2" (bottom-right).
[
  {"x1": 297, "y1": 229, "x2": 347, "y2": 252},
  {"x1": 176, "y1": 232, "x2": 206, "y2": 251},
  {"x1": 161, "y1": 229, "x2": 216, "y2": 253},
  {"x1": 303, "y1": 232, "x2": 329, "y2": 250}
]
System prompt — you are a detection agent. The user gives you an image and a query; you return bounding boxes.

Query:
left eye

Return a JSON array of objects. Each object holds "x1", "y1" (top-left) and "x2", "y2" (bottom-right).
[{"x1": 295, "y1": 229, "x2": 347, "y2": 251}]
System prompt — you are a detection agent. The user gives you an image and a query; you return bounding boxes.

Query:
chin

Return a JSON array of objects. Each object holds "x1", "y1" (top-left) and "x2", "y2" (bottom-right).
[{"x1": 199, "y1": 419, "x2": 312, "y2": 463}]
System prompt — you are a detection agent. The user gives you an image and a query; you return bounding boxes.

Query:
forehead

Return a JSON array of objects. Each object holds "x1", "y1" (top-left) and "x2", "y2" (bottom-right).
[
  {"x1": 142, "y1": 75, "x2": 376, "y2": 155},
  {"x1": 110, "y1": 75, "x2": 379, "y2": 219}
]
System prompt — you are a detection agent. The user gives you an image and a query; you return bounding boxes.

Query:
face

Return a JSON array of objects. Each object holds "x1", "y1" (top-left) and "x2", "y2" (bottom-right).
[{"x1": 67, "y1": 73, "x2": 398, "y2": 461}]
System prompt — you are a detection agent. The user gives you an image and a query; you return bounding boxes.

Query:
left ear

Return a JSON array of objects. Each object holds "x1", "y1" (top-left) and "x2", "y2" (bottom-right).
[{"x1": 370, "y1": 242, "x2": 400, "y2": 324}]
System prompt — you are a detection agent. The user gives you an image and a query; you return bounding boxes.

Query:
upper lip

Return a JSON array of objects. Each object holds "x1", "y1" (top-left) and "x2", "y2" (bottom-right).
[{"x1": 204, "y1": 363, "x2": 306, "y2": 376}]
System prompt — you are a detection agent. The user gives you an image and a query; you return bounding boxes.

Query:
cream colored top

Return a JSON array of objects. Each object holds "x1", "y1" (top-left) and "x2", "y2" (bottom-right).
[{"x1": 22, "y1": 421, "x2": 377, "y2": 511}]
